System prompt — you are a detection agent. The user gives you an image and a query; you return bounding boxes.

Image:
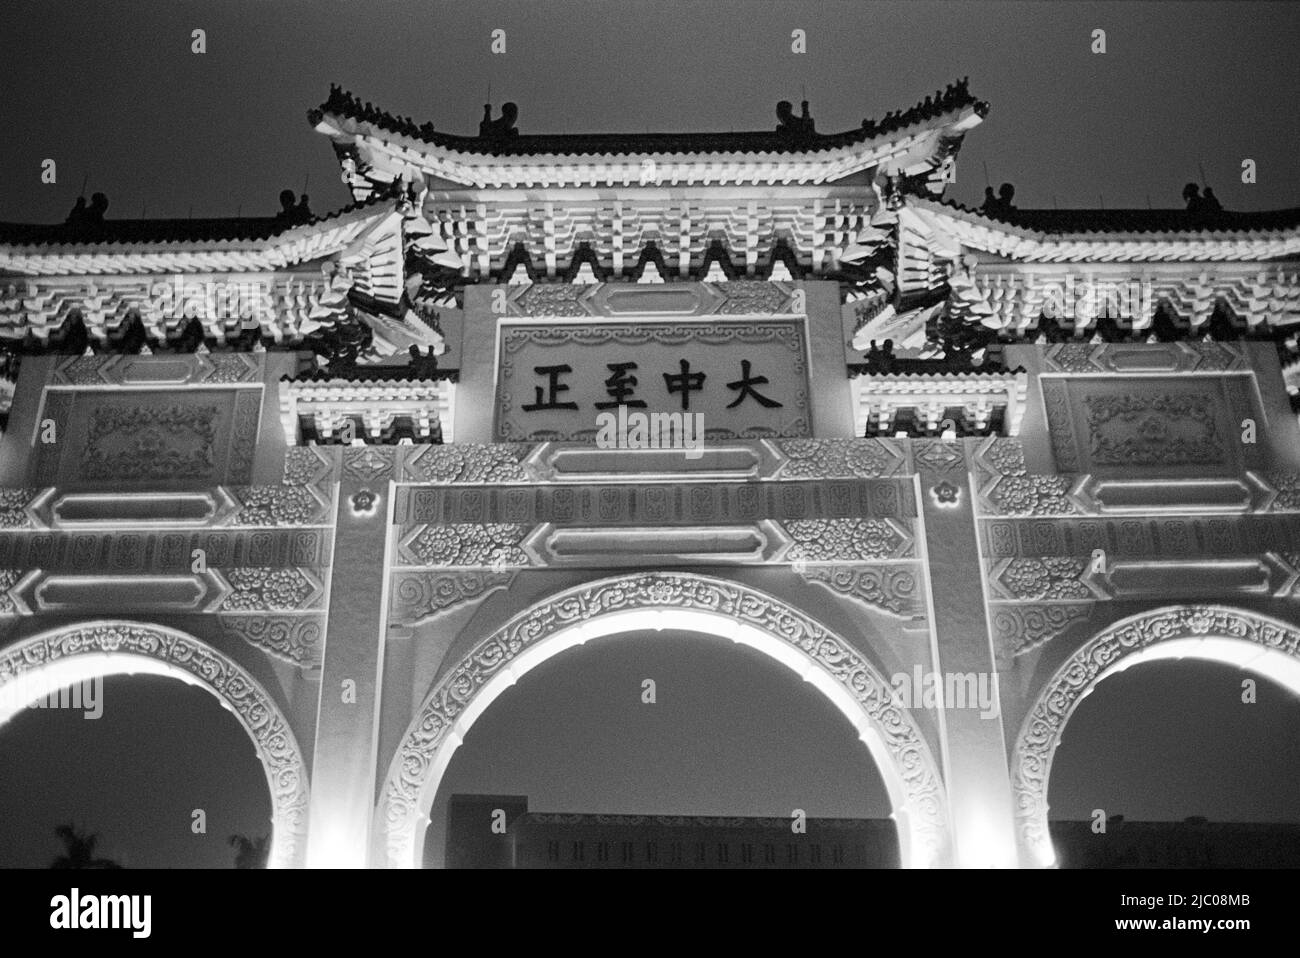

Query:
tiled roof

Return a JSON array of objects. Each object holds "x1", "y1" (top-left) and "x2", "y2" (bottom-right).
[
  {"x1": 0, "y1": 197, "x2": 386, "y2": 249},
  {"x1": 284, "y1": 364, "x2": 458, "y2": 383},
  {"x1": 309, "y1": 81, "x2": 988, "y2": 157},
  {"x1": 923, "y1": 195, "x2": 1300, "y2": 236}
]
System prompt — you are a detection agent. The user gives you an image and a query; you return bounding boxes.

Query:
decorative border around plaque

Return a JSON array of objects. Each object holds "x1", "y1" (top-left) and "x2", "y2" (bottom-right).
[
  {"x1": 494, "y1": 318, "x2": 811, "y2": 442},
  {"x1": 1040, "y1": 374, "x2": 1262, "y2": 477}
]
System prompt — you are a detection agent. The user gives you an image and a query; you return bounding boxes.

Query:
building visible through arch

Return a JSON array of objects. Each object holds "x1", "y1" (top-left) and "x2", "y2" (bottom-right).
[{"x1": 2, "y1": 81, "x2": 1300, "y2": 867}]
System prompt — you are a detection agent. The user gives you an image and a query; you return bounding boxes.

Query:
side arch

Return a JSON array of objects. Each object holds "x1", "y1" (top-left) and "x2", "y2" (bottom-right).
[
  {"x1": 379, "y1": 571, "x2": 951, "y2": 868},
  {"x1": 1011, "y1": 605, "x2": 1300, "y2": 867},
  {"x1": 0, "y1": 620, "x2": 310, "y2": 868}
]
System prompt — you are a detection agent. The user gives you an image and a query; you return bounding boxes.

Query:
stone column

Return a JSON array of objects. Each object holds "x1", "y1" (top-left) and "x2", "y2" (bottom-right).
[
  {"x1": 305, "y1": 470, "x2": 394, "y2": 867},
  {"x1": 914, "y1": 439, "x2": 1019, "y2": 866}
]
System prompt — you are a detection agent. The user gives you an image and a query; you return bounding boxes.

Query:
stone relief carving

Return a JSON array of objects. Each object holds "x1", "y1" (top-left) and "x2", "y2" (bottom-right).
[
  {"x1": 227, "y1": 389, "x2": 261, "y2": 483},
  {"x1": 381, "y1": 572, "x2": 949, "y2": 868},
  {"x1": 0, "y1": 570, "x2": 19, "y2": 614},
  {"x1": 800, "y1": 563, "x2": 924, "y2": 618},
  {"x1": 1085, "y1": 394, "x2": 1222, "y2": 467},
  {"x1": 401, "y1": 478, "x2": 915, "y2": 526},
  {"x1": 1012, "y1": 606, "x2": 1300, "y2": 864},
  {"x1": 784, "y1": 518, "x2": 913, "y2": 561},
  {"x1": 228, "y1": 486, "x2": 332, "y2": 527},
  {"x1": 513, "y1": 284, "x2": 588, "y2": 317},
  {"x1": 0, "y1": 621, "x2": 309, "y2": 867},
  {"x1": 1263, "y1": 473, "x2": 1300, "y2": 512},
  {"x1": 402, "y1": 444, "x2": 531, "y2": 484},
  {"x1": 712, "y1": 281, "x2": 793, "y2": 314},
  {"x1": 771, "y1": 438, "x2": 906, "y2": 479},
  {"x1": 977, "y1": 437, "x2": 1027, "y2": 478},
  {"x1": 982, "y1": 475, "x2": 1082, "y2": 517},
  {"x1": 398, "y1": 523, "x2": 531, "y2": 567},
  {"x1": 282, "y1": 446, "x2": 333, "y2": 486},
  {"x1": 218, "y1": 568, "x2": 324, "y2": 612},
  {"x1": 979, "y1": 515, "x2": 1290, "y2": 559},
  {"x1": 343, "y1": 446, "x2": 396, "y2": 482},
  {"x1": 912, "y1": 440, "x2": 966, "y2": 474},
  {"x1": 218, "y1": 615, "x2": 323, "y2": 668},
  {"x1": 1042, "y1": 342, "x2": 1246, "y2": 375},
  {"x1": 0, "y1": 489, "x2": 35, "y2": 529},
  {"x1": 389, "y1": 571, "x2": 516, "y2": 625},
  {"x1": 82, "y1": 404, "x2": 220, "y2": 480},
  {"x1": 0, "y1": 529, "x2": 328, "y2": 571},
  {"x1": 989, "y1": 602, "x2": 1094, "y2": 659},
  {"x1": 994, "y1": 557, "x2": 1092, "y2": 601},
  {"x1": 1040, "y1": 379, "x2": 1080, "y2": 472}
]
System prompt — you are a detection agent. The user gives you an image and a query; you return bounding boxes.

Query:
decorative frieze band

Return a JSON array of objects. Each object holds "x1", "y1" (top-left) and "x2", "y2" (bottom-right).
[{"x1": 395, "y1": 478, "x2": 917, "y2": 526}]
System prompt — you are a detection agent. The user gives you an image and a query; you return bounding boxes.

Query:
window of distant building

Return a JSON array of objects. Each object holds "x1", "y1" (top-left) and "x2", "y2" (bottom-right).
[
  {"x1": 832, "y1": 844, "x2": 844, "y2": 865},
  {"x1": 741, "y1": 843, "x2": 753, "y2": 864},
  {"x1": 620, "y1": 841, "x2": 634, "y2": 864},
  {"x1": 597, "y1": 841, "x2": 610, "y2": 863},
  {"x1": 547, "y1": 840, "x2": 560, "y2": 863},
  {"x1": 717, "y1": 843, "x2": 729, "y2": 864},
  {"x1": 572, "y1": 841, "x2": 584, "y2": 862},
  {"x1": 695, "y1": 842, "x2": 707, "y2": 865},
  {"x1": 763, "y1": 843, "x2": 775, "y2": 865},
  {"x1": 787, "y1": 843, "x2": 798, "y2": 865},
  {"x1": 645, "y1": 842, "x2": 658, "y2": 864},
  {"x1": 670, "y1": 842, "x2": 683, "y2": 865}
]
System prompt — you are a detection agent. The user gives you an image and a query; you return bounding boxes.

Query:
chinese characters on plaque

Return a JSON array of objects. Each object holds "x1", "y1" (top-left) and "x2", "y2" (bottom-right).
[{"x1": 496, "y1": 320, "x2": 811, "y2": 441}]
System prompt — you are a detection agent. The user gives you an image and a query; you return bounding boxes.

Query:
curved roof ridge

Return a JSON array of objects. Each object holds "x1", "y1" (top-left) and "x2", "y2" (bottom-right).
[{"x1": 309, "y1": 80, "x2": 989, "y2": 158}]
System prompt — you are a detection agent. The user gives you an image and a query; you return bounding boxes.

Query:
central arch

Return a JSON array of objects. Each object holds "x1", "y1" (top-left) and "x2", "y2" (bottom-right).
[
  {"x1": 0, "y1": 620, "x2": 310, "y2": 868},
  {"x1": 1011, "y1": 605, "x2": 1300, "y2": 867},
  {"x1": 379, "y1": 571, "x2": 950, "y2": 868}
]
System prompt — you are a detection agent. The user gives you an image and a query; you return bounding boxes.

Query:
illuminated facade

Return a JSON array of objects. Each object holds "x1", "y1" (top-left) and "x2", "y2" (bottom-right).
[{"x1": 2, "y1": 82, "x2": 1300, "y2": 868}]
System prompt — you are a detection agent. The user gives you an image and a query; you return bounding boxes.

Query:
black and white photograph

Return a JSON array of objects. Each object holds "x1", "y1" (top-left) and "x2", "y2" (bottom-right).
[{"x1": 0, "y1": 0, "x2": 1297, "y2": 941}]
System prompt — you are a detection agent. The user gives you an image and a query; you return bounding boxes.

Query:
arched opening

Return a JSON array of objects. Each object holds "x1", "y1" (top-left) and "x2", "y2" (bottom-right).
[
  {"x1": 1046, "y1": 658, "x2": 1300, "y2": 867},
  {"x1": 1012, "y1": 605, "x2": 1300, "y2": 867},
  {"x1": 424, "y1": 628, "x2": 899, "y2": 868},
  {"x1": 378, "y1": 572, "x2": 949, "y2": 868},
  {"x1": 0, "y1": 621, "x2": 310, "y2": 867},
  {"x1": 0, "y1": 674, "x2": 272, "y2": 867}
]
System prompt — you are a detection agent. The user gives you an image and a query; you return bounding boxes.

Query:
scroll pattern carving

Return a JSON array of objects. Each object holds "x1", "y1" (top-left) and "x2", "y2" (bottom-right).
[
  {"x1": 381, "y1": 573, "x2": 949, "y2": 867},
  {"x1": 989, "y1": 603, "x2": 1094, "y2": 660},
  {"x1": 389, "y1": 571, "x2": 516, "y2": 625},
  {"x1": 0, "y1": 621, "x2": 309, "y2": 867},
  {"x1": 1011, "y1": 605, "x2": 1300, "y2": 864},
  {"x1": 801, "y1": 563, "x2": 924, "y2": 618},
  {"x1": 218, "y1": 615, "x2": 323, "y2": 668}
]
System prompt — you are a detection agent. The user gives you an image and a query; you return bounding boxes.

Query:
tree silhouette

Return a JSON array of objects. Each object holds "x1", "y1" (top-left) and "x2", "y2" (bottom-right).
[
  {"x1": 50, "y1": 823, "x2": 122, "y2": 869},
  {"x1": 229, "y1": 833, "x2": 270, "y2": 869}
]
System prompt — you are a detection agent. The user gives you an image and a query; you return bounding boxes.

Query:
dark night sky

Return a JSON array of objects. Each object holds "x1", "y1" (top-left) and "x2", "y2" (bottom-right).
[
  {"x1": 1, "y1": 1, "x2": 1299, "y2": 867},
  {"x1": 1, "y1": 1, "x2": 1298, "y2": 224}
]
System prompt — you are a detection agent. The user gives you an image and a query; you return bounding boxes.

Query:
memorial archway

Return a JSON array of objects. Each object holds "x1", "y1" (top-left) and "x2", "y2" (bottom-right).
[
  {"x1": 379, "y1": 572, "x2": 950, "y2": 868},
  {"x1": 1011, "y1": 605, "x2": 1300, "y2": 867},
  {"x1": 0, "y1": 621, "x2": 310, "y2": 868}
]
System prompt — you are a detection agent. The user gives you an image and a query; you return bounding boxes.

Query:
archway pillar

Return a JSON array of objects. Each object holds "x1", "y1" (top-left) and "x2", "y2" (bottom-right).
[
  {"x1": 305, "y1": 477, "x2": 395, "y2": 867},
  {"x1": 916, "y1": 449, "x2": 1020, "y2": 867}
]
